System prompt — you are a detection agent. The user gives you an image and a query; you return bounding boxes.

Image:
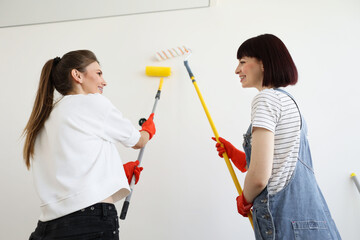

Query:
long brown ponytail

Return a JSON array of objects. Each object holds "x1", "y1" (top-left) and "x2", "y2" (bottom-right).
[
  {"x1": 23, "y1": 59, "x2": 55, "y2": 169},
  {"x1": 23, "y1": 50, "x2": 98, "y2": 169}
]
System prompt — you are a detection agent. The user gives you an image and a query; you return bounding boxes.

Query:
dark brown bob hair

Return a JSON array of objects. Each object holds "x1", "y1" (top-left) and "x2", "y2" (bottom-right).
[{"x1": 237, "y1": 34, "x2": 298, "y2": 88}]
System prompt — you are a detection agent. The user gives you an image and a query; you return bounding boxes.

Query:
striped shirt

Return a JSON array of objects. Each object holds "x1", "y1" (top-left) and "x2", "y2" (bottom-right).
[{"x1": 251, "y1": 89, "x2": 301, "y2": 194}]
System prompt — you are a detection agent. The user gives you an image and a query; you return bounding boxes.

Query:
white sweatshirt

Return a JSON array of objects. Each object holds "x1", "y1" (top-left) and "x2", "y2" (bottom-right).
[{"x1": 32, "y1": 93, "x2": 140, "y2": 221}]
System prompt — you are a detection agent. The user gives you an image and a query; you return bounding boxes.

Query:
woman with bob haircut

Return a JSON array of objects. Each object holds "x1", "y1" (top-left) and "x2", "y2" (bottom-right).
[
  {"x1": 23, "y1": 50, "x2": 156, "y2": 239},
  {"x1": 213, "y1": 34, "x2": 341, "y2": 239}
]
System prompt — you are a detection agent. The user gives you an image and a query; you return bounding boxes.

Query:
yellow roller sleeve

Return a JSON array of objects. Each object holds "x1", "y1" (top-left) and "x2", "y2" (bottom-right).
[{"x1": 145, "y1": 66, "x2": 171, "y2": 77}]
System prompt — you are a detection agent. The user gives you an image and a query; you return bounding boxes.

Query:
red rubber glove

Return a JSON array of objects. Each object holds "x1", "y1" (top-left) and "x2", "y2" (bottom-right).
[
  {"x1": 140, "y1": 113, "x2": 156, "y2": 140},
  {"x1": 212, "y1": 137, "x2": 247, "y2": 172},
  {"x1": 123, "y1": 160, "x2": 143, "y2": 184},
  {"x1": 236, "y1": 193, "x2": 253, "y2": 217}
]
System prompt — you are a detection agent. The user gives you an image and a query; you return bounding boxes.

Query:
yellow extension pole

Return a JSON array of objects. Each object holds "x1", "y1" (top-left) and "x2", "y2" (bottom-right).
[{"x1": 184, "y1": 60, "x2": 254, "y2": 229}]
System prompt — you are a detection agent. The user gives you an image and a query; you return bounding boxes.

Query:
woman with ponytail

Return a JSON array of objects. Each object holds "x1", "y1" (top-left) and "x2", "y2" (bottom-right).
[{"x1": 23, "y1": 50, "x2": 156, "y2": 240}]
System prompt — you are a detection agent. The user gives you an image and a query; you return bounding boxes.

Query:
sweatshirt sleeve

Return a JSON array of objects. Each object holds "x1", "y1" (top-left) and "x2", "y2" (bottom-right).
[{"x1": 98, "y1": 96, "x2": 140, "y2": 147}]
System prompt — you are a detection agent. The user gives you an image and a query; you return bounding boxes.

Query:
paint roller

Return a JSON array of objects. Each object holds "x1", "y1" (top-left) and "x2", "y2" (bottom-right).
[
  {"x1": 155, "y1": 46, "x2": 190, "y2": 61},
  {"x1": 146, "y1": 66, "x2": 171, "y2": 77},
  {"x1": 155, "y1": 46, "x2": 254, "y2": 229},
  {"x1": 120, "y1": 66, "x2": 171, "y2": 220}
]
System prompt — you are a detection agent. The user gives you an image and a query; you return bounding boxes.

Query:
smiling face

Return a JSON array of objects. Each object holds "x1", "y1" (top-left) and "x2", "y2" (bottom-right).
[
  {"x1": 235, "y1": 57, "x2": 264, "y2": 91},
  {"x1": 71, "y1": 61, "x2": 107, "y2": 94}
]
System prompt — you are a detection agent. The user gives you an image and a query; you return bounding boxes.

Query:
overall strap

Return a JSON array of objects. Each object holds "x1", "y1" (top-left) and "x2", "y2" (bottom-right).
[{"x1": 273, "y1": 88, "x2": 302, "y2": 130}]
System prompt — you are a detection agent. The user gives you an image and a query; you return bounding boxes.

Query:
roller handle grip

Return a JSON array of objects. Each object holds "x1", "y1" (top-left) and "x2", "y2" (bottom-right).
[
  {"x1": 184, "y1": 60, "x2": 194, "y2": 79},
  {"x1": 120, "y1": 200, "x2": 130, "y2": 220},
  {"x1": 139, "y1": 118, "x2": 146, "y2": 126},
  {"x1": 155, "y1": 90, "x2": 161, "y2": 99}
]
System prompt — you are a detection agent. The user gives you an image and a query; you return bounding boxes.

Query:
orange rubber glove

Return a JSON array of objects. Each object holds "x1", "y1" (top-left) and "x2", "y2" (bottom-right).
[
  {"x1": 123, "y1": 160, "x2": 143, "y2": 184},
  {"x1": 212, "y1": 137, "x2": 247, "y2": 172},
  {"x1": 236, "y1": 193, "x2": 253, "y2": 217},
  {"x1": 140, "y1": 113, "x2": 156, "y2": 140}
]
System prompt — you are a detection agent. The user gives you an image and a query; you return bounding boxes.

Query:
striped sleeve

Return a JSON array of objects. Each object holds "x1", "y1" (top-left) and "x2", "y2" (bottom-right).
[{"x1": 251, "y1": 90, "x2": 281, "y2": 133}]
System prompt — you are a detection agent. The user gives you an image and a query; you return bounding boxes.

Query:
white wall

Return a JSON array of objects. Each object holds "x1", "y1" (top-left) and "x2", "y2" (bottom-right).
[{"x1": 1, "y1": 0, "x2": 359, "y2": 239}]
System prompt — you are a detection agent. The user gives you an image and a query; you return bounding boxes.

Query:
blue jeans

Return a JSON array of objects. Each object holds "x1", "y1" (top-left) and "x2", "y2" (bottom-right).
[{"x1": 29, "y1": 203, "x2": 119, "y2": 240}]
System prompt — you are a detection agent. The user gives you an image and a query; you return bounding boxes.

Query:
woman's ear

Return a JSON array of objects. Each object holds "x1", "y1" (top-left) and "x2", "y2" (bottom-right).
[
  {"x1": 71, "y1": 69, "x2": 82, "y2": 84},
  {"x1": 260, "y1": 61, "x2": 264, "y2": 72}
]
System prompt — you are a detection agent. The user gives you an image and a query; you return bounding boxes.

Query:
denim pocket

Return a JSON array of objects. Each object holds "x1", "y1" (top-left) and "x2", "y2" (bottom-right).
[
  {"x1": 253, "y1": 207, "x2": 274, "y2": 240},
  {"x1": 292, "y1": 220, "x2": 332, "y2": 240},
  {"x1": 252, "y1": 209, "x2": 265, "y2": 240}
]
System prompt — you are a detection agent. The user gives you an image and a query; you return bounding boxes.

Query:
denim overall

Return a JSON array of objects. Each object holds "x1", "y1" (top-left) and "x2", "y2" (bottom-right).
[{"x1": 242, "y1": 89, "x2": 341, "y2": 240}]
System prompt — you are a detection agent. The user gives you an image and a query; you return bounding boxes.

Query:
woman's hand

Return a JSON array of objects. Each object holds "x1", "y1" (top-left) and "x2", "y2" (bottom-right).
[
  {"x1": 236, "y1": 193, "x2": 253, "y2": 217},
  {"x1": 123, "y1": 160, "x2": 143, "y2": 184},
  {"x1": 212, "y1": 137, "x2": 247, "y2": 172},
  {"x1": 140, "y1": 113, "x2": 156, "y2": 140}
]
